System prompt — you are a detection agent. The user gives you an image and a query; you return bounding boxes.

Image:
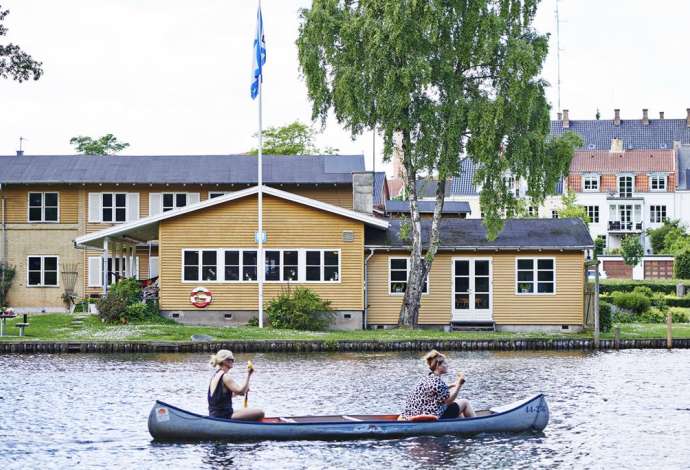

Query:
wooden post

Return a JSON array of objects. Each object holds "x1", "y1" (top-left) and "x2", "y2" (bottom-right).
[
  {"x1": 593, "y1": 260, "x2": 600, "y2": 349},
  {"x1": 614, "y1": 326, "x2": 620, "y2": 350},
  {"x1": 667, "y1": 312, "x2": 673, "y2": 349}
]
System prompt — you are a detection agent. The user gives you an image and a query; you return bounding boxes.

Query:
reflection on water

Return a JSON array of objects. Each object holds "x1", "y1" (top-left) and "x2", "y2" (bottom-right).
[{"x1": 1, "y1": 350, "x2": 690, "y2": 469}]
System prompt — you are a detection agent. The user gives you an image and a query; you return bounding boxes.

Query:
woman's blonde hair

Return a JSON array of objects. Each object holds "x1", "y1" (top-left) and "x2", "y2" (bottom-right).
[
  {"x1": 424, "y1": 349, "x2": 446, "y2": 371},
  {"x1": 209, "y1": 349, "x2": 234, "y2": 368}
]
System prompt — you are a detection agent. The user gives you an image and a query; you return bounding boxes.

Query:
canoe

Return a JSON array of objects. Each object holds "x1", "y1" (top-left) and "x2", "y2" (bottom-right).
[{"x1": 147, "y1": 393, "x2": 549, "y2": 442}]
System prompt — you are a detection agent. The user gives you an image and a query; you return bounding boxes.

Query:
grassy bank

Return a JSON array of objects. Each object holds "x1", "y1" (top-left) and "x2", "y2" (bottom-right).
[{"x1": 1, "y1": 314, "x2": 689, "y2": 343}]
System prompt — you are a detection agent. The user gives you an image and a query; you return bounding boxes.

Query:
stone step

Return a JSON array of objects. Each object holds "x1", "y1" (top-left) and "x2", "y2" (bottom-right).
[{"x1": 451, "y1": 321, "x2": 496, "y2": 332}]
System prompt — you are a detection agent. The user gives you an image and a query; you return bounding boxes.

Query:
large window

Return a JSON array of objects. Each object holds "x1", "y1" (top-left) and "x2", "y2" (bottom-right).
[
  {"x1": 649, "y1": 174, "x2": 667, "y2": 191},
  {"x1": 162, "y1": 193, "x2": 187, "y2": 212},
  {"x1": 618, "y1": 175, "x2": 633, "y2": 198},
  {"x1": 27, "y1": 256, "x2": 58, "y2": 287},
  {"x1": 516, "y1": 258, "x2": 555, "y2": 294},
  {"x1": 586, "y1": 205, "x2": 600, "y2": 223},
  {"x1": 102, "y1": 193, "x2": 127, "y2": 222},
  {"x1": 650, "y1": 205, "x2": 667, "y2": 223},
  {"x1": 28, "y1": 192, "x2": 59, "y2": 222},
  {"x1": 389, "y1": 257, "x2": 428, "y2": 295},
  {"x1": 582, "y1": 174, "x2": 599, "y2": 192},
  {"x1": 182, "y1": 249, "x2": 338, "y2": 282}
]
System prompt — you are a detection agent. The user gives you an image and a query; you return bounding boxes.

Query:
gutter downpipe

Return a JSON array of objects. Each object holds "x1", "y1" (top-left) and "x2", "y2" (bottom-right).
[
  {"x1": 363, "y1": 248, "x2": 376, "y2": 329},
  {"x1": 0, "y1": 183, "x2": 7, "y2": 267}
]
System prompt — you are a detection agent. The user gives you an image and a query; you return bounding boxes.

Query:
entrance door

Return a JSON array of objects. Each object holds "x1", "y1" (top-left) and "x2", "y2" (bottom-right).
[{"x1": 452, "y1": 258, "x2": 492, "y2": 322}]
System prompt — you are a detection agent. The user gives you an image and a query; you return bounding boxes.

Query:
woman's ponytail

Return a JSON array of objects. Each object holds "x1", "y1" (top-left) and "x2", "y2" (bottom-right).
[{"x1": 424, "y1": 349, "x2": 445, "y2": 371}]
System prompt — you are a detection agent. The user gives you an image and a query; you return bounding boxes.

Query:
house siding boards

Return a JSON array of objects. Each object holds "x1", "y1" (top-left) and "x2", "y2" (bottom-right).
[
  {"x1": 1, "y1": 185, "x2": 80, "y2": 224},
  {"x1": 367, "y1": 251, "x2": 585, "y2": 326},
  {"x1": 157, "y1": 194, "x2": 364, "y2": 312}
]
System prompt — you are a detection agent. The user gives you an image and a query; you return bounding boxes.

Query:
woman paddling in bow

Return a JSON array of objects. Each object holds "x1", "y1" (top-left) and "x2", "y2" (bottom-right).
[{"x1": 208, "y1": 349, "x2": 264, "y2": 421}]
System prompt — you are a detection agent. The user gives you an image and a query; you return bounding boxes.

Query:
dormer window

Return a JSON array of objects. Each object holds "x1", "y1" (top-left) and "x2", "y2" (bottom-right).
[
  {"x1": 618, "y1": 175, "x2": 633, "y2": 198},
  {"x1": 582, "y1": 174, "x2": 599, "y2": 192},
  {"x1": 649, "y1": 173, "x2": 667, "y2": 192}
]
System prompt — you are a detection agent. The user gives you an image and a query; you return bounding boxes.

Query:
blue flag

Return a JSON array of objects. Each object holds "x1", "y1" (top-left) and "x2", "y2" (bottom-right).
[{"x1": 251, "y1": 5, "x2": 266, "y2": 100}]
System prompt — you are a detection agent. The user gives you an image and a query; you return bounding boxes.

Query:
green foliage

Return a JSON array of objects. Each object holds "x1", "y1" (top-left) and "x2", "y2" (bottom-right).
[
  {"x1": 674, "y1": 249, "x2": 690, "y2": 280},
  {"x1": 97, "y1": 278, "x2": 151, "y2": 323},
  {"x1": 0, "y1": 262, "x2": 16, "y2": 308},
  {"x1": 599, "y1": 279, "x2": 690, "y2": 294},
  {"x1": 0, "y1": 6, "x2": 43, "y2": 82},
  {"x1": 646, "y1": 220, "x2": 683, "y2": 254},
  {"x1": 610, "y1": 290, "x2": 651, "y2": 314},
  {"x1": 70, "y1": 134, "x2": 130, "y2": 155},
  {"x1": 108, "y1": 278, "x2": 142, "y2": 305},
  {"x1": 96, "y1": 291, "x2": 130, "y2": 323},
  {"x1": 558, "y1": 191, "x2": 590, "y2": 225},
  {"x1": 620, "y1": 235, "x2": 644, "y2": 266},
  {"x1": 599, "y1": 302, "x2": 612, "y2": 333},
  {"x1": 613, "y1": 308, "x2": 688, "y2": 324},
  {"x1": 266, "y1": 287, "x2": 334, "y2": 331},
  {"x1": 664, "y1": 296, "x2": 690, "y2": 308},
  {"x1": 594, "y1": 236, "x2": 606, "y2": 257},
  {"x1": 247, "y1": 316, "x2": 259, "y2": 327},
  {"x1": 248, "y1": 121, "x2": 337, "y2": 155}
]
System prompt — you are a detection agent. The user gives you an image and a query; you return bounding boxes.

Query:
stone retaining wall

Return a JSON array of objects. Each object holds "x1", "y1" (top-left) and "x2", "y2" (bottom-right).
[{"x1": 1, "y1": 338, "x2": 689, "y2": 354}]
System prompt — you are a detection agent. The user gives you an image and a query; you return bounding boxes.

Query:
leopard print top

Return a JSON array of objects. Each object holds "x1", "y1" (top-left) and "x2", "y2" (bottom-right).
[{"x1": 401, "y1": 374, "x2": 450, "y2": 418}]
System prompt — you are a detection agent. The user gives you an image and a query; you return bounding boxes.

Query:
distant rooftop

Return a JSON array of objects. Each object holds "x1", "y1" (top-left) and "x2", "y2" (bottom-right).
[
  {"x1": 0, "y1": 154, "x2": 365, "y2": 185},
  {"x1": 570, "y1": 149, "x2": 675, "y2": 174},
  {"x1": 384, "y1": 200, "x2": 471, "y2": 214}
]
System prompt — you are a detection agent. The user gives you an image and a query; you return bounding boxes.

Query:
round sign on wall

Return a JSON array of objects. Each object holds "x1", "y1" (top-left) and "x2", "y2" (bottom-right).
[{"x1": 190, "y1": 287, "x2": 213, "y2": 308}]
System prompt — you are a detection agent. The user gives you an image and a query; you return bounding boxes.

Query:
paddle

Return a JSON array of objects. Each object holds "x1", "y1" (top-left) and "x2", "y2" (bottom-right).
[{"x1": 244, "y1": 360, "x2": 254, "y2": 408}]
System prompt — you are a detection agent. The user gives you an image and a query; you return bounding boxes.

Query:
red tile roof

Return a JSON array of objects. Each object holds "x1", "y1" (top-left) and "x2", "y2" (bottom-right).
[{"x1": 570, "y1": 149, "x2": 675, "y2": 173}]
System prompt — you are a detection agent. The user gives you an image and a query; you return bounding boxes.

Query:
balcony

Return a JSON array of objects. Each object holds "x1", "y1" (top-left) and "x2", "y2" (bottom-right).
[{"x1": 608, "y1": 220, "x2": 643, "y2": 233}]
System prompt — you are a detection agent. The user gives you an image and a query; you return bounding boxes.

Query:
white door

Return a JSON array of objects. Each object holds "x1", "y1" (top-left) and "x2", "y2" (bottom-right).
[{"x1": 452, "y1": 258, "x2": 492, "y2": 322}]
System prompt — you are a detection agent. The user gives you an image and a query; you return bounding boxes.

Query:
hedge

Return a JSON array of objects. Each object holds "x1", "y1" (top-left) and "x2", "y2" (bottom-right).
[
  {"x1": 599, "y1": 279, "x2": 690, "y2": 295},
  {"x1": 600, "y1": 293, "x2": 690, "y2": 308}
]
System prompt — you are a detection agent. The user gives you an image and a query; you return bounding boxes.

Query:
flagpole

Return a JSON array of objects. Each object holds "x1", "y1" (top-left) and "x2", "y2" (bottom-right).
[{"x1": 258, "y1": 63, "x2": 264, "y2": 329}]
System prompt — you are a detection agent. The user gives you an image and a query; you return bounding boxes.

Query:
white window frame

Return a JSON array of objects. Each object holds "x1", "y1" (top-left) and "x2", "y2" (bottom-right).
[
  {"x1": 551, "y1": 210, "x2": 559, "y2": 219},
  {"x1": 208, "y1": 191, "x2": 231, "y2": 199},
  {"x1": 101, "y1": 192, "x2": 128, "y2": 223},
  {"x1": 527, "y1": 206, "x2": 538, "y2": 217},
  {"x1": 649, "y1": 173, "x2": 667, "y2": 192},
  {"x1": 26, "y1": 255, "x2": 59, "y2": 288},
  {"x1": 388, "y1": 257, "x2": 429, "y2": 295},
  {"x1": 180, "y1": 248, "x2": 341, "y2": 284},
  {"x1": 515, "y1": 257, "x2": 556, "y2": 296},
  {"x1": 617, "y1": 174, "x2": 634, "y2": 198},
  {"x1": 650, "y1": 205, "x2": 667, "y2": 224},
  {"x1": 585, "y1": 205, "x2": 600, "y2": 223},
  {"x1": 27, "y1": 192, "x2": 60, "y2": 223},
  {"x1": 161, "y1": 192, "x2": 189, "y2": 212},
  {"x1": 582, "y1": 174, "x2": 600, "y2": 192}
]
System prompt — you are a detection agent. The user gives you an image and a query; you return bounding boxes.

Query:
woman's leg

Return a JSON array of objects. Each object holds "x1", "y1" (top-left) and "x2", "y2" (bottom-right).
[
  {"x1": 231, "y1": 408, "x2": 265, "y2": 421},
  {"x1": 457, "y1": 399, "x2": 476, "y2": 418}
]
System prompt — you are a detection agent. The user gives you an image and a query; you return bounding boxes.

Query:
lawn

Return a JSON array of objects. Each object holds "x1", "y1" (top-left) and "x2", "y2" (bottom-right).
[{"x1": 0, "y1": 314, "x2": 689, "y2": 343}]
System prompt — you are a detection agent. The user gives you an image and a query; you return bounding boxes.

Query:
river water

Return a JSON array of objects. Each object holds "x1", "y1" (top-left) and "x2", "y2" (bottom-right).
[{"x1": 1, "y1": 349, "x2": 689, "y2": 469}]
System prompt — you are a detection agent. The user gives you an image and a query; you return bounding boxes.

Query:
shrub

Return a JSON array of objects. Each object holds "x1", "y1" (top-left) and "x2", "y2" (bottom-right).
[
  {"x1": 621, "y1": 235, "x2": 644, "y2": 266},
  {"x1": 610, "y1": 291, "x2": 651, "y2": 314},
  {"x1": 0, "y1": 263, "x2": 16, "y2": 308},
  {"x1": 647, "y1": 220, "x2": 683, "y2": 254},
  {"x1": 108, "y1": 278, "x2": 142, "y2": 305},
  {"x1": 247, "y1": 316, "x2": 259, "y2": 327},
  {"x1": 599, "y1": 302, "x2": 613, "y2": 332},
  {"x1": 599, "y1": 280, "x2": 690, "y2": 295},
  {"x1": 266, "y1": 287, "x2": 334, "y2": 331},
  {"x1": 632, "y1": 286, "x2": 653, "y2": 298},
  {"x1": 664, "y1": 296, "x2": 690, "y2": 308},
  {"x1": 675, "y1": 249, "x2": 690, "y2": 280},
  {"x1": 96, "y1": 291, "x2": 130, "y2": 323}
]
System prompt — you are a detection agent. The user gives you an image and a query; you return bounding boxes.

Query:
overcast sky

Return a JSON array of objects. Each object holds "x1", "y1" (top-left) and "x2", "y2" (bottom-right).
[{"x1": 2, "y1": 0, "x2": 690, "y2": 173}]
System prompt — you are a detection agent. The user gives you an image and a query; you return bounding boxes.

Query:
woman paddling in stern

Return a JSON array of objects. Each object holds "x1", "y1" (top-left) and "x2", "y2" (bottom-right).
[
  {"x1": 401, "y1": 350, "x2": 476, "y2": 420},
  {"x1": 208, "y1": 349, "x2": 264, "y2": 421}
]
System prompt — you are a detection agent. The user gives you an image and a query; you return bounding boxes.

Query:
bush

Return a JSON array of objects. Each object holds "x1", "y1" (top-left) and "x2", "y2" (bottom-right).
[
  {"x1": 675, "y1": 250, "x2": 690, "y2": 280},
  {"x1": 108, "y1": 278, "x2": 142, "y2": 305},
  {"x1": 632, "y1": 286, "x2": 653, "y2": 298},
  {"x1": 664, "y1": 296, "x2": 690, "y2": 308},
  {"x1": 247, "y1": 316, "x2": 259, "y2": 327},
  {"x1": 599, "y1": 302, "x2": 613, "y2": 332},
  {"x1": 96, "y1": 291, "x2": 130, "y2": 323},
  {"x1": 0, "y1": 263, "x2": 16, "y2": 308},
  {"x1": 266, "y1": 287, "x2": 334, "y2": 331},
  {"x1": 610, "y1": 291, "x2": 651, "y2": 314},
  {"x1": 600, "y1": 280, "x2": 690, "y2": 295}
]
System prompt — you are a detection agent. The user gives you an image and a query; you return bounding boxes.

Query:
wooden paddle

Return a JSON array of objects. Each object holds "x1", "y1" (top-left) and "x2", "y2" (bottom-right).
[{"x1": 244, "y1": 360, "x2": 254, "y2": 408}]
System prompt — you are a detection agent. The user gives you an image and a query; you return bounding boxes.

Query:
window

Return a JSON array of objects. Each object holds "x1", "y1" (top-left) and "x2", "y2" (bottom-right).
[
  {"x1": 306, "y1": 250, "x2": 340, "y2": 282},
  {"x1": 162, "y1": 193, "x2": 187, "y2": 212},
  {"x1": 265, "y1": 250, "x2": 281, "y2": 281},
  {"x1": 649, "y1": 174, "x2": 667, "y2": 191},
  {"x1": 209, "y1": 192, "x2": 231, "y2": 199},
  {"x1": 527, "y1": 206, "x2": 538, "y2": 217},
  {"x1": 224, "y1": 251, "x2": 240, "y2": 281},
  {"x1": 242, "y1": 251, "x2": 257, "y2": 281},
  {"x1": 389, "y1": 257, "x2": 428, "y2": 294},
  {"x1": 551, "y1": 210, "x2": 559, "y2": 219},
  {"x1": 586, "y1": 205, "x2": 599, "y2": 223},
  {"x1": 183, "y1": 250, "x2": 217, "y2": 281},
  {"x1": 27, "y1": 256, "x2": 58, "y2": 287},
  {"x1": 102, "y1": 193, "x2": 127, "y2": 222},
  {"x1": 618, "y1": 175, "x2": 633, "y2": 198},
  {"x1": 503, "y1": 175, "x2": 520, "y2": 197},
  {"x1": 516, "y1": 258, "x2": 555, "y2": 294},
  {"x1": 283, "y1": 251, "x2": 299, "y2": 281},
  {"x1": 583, "y1": 174, "x2": 599, "y2": 192},
  {"x1": 28, "y1": 192, "x2": 59, "y2": 222},
  {"x1": 650, "y1": 205, "x2": 667, "y2": 223}
]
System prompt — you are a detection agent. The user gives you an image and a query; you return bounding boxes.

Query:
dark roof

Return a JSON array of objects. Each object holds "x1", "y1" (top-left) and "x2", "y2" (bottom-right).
[
  {"x1": 0, "y1": 154, "x2": 365, "y2": 184},
  {"x1": 384, "y1": 200, "x2": 471, "y2": 214},
  {"x1": 365, "y1": 218, "x2": 593, "y2": 249},
  {"x1": 373, "y1": 172, "x2": 387, "y2": 207},
  {"x1": 550, "y1": 118, "x2": 690, "y2": 150}
]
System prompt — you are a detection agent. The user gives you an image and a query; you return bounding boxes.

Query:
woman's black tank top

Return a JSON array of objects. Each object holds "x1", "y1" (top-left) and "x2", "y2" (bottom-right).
[{"x1": 208, "y1": 371, "x2": 234, "y2": 419}]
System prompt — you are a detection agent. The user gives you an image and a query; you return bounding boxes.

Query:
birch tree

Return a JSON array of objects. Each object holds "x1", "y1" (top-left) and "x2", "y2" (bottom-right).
[{"x1": 297, "y1": 0, "x2": 580, "y2": 326}]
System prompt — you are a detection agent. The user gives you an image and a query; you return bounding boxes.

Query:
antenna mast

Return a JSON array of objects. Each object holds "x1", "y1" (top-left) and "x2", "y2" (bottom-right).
[{"x1": 555, "y1": 0, "x2": 562, "y2": 114}]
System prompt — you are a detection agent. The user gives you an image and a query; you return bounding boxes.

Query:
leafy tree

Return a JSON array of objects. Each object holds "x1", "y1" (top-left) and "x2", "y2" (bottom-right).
[
  {"x1": 594, "y1": 236, "x2": 605, "y2": 257},
  {"x1": 674, "y1": 249, "x2": 690, "y2": 279},
  {"x1": 248, "y1": 121, "x2": 338, "y2": 155},
  {"x1": 297, "y1": 0, "x2": 580, "y2": 327},
  {"x1": 558, "y1": 190, "x2": 590, "y2": 224},
  {"x1": 620, "y1": 235, "x2": 644, "y2": 267},
  {"x1": 70, "y1": 134, "x2": 130, "y2": 155},
  {"x1": 646, "y1": 219, "x2": 683, "y2": 254},
  {"x1": 0, "y1": 5, "x2": 43, "y2": 82},
  {"x1": 0, "y1": 262, "x2": 16, "y2": 307}
]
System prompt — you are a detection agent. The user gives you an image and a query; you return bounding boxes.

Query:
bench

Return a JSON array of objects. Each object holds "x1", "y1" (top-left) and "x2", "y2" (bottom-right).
[{"x1": 15, "y1": 322, "x2": 29, "y2": 337}]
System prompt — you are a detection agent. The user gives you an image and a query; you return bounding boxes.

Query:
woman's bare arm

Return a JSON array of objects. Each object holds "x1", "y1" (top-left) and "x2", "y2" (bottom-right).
[
  {"x1": 223, "y1": 370, "x2": 252, "y2": 395},
  {"x1": 444, "y1": 373, "x2": 465, "y2": 405}
]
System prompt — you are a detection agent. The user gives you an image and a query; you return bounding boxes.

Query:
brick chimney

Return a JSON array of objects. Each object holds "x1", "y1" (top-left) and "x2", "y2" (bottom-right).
[
  {"x1": 659, "y1": 111, "x2": 665, "y2": 120},
  {"x1": 352, "y1": 172, "x2": 374, "y2": 214},
  {"x1": 614, "y1": 109, "x2": 621, "y2": 126},
  {"x1": 610, "y1": 138, "x2": 624, "y2": 153},
  {"x1": 642, "y1": 108, "x2": 649, "y2": 125},
  {"x1": 16, "y1": 150, "x2": 24, "y2": 156},
  {"x1": 562, "y1": 109, "x2": 570, "y2": 128}
]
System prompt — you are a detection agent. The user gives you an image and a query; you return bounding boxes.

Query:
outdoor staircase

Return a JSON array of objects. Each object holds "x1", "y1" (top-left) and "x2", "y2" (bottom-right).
[{"x1": 450, "y1": 321, "x2": 496, "y2": 332}]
